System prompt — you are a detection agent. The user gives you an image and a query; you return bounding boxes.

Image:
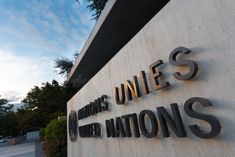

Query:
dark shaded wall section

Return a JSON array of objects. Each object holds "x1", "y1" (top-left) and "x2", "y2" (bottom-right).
[{"x1": 69, "y1": 0, "x2": 170, "y2": 89}]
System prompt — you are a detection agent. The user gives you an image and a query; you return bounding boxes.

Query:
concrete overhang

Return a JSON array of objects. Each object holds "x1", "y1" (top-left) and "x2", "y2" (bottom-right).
[{"x1": 67, "y1": 0, "x2": 169, "y2": 88}]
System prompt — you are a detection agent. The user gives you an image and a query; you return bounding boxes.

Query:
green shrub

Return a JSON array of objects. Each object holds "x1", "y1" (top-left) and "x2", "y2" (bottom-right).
[
  {"x1": 39, "y1": 128, "x2": 45, "y2": 141},
  {"x1": 43, "y1": 118, "x2": 67, "y2": 157}
]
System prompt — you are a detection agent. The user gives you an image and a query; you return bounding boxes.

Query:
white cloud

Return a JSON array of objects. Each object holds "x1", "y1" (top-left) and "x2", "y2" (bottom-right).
[
  {"x1": 0, "y1": 3, "x2": 94, "y2": 56},
  {"x1": 0, "y1": 13, "x2": 62, "y2": 53},
  {"x1": 0, "y1": 48, "x2": 64, "y2": 102},
  {"x1": 0, "y1": 0, "x2": 96, "y2": 103},
  {"x1": 80, "y1": 11, "x2": 92, "y2": 26},
  {"x1": 45, "y1": 11, "x2": 67, "y2": 35}
]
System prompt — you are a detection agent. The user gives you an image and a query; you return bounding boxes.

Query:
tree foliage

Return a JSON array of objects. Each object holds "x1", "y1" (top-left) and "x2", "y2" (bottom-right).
[
  {"x1": 0, "y1": 112, "x2": 19, "y2": 136},
  {"x1": 18, "y1": 80, "x2": 77, "y2": 133},
  {"x1": 22, "y1": 80, "x2": 65, "y2": 112},
  {"x1": 86, "y1": 0, "x2": 108, "y2": 20},
  {"x1": 0, "y1": 96, "x2": 19, "y2": 136},
  {"x1": 0, "y1": 96, "x2": 14, "y2": 115},
  {"x1": 16, "y1": 109, "x2": 48, "y2": 133},
  {"x1": 76, "y1": 0, "x2": 108, "y2": 20},
  {"x1": 55, "y1": 57, "x2": 73, "y2": 76},
  {"x1": 43, "y1": 119, "x2": 67, "y2": 157},
  {"x1": 45, "y1": 119, "x2": 67, "y2": 139},
  {"x1": 0, "y1": 80, "x2": 77, "y2": 136},
  {"x1": 54, "y1": 52, "x2": 80, "y2": 76}
]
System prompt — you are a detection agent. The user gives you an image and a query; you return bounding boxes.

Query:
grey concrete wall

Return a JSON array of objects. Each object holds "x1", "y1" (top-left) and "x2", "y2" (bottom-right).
[{"x1": 67, "y1": 0, "x2": 235, "y2": 156}]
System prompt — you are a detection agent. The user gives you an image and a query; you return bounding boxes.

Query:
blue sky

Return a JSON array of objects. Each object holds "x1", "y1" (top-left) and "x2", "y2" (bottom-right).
[{"x1": 0, "y1": 0, "x2": 95, "y2": 104}]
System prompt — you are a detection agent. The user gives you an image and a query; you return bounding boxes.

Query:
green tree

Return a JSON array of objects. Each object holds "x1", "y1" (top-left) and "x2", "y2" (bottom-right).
[
  {"x1": 16, "y1": 109, "x2": 46, "y2": 133},
  {"x1": 55, "y1": 57, "x2": 73, "y2": 76},
  {"x1": 54, "y1": 52, "x2": 79, "y2": 76},
  {"x1": 0, "y1": 96, "x2": 14, "y2": 115},
  {"x1": 19, "y1": 80, "x2": 77, "y2": 133},
  {"x1": 0, "y1": 112, "x2": 19, "y2": 136},
  {"x1": 0, "y1": 96, "x2": 19, "y2": 136},
  {"x1": 76, "y1": 0, "x2": 108, "y2": 20},
  {"x1": 22, "y1": 80, "x2": 66, "y2": 113}
]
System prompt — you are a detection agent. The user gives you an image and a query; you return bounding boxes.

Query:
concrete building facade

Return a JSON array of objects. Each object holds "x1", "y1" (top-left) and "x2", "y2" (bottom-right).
[{"x1": 67, "y1": 0, "x2": 235, "y2": 156}]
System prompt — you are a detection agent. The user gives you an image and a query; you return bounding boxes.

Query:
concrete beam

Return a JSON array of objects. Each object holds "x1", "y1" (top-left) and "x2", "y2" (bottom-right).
[{"x1": 67, "y1": 0, "x2": 169, "y2": 89}]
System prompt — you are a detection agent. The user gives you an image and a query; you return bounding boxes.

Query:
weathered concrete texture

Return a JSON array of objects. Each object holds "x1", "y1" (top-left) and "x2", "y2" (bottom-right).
[
  {"x1": 35, "y1": 141, "x2": 46, "y2": 157},
  {"x1": 67, "y1": 0, "x2": 235, "y2": 157}
]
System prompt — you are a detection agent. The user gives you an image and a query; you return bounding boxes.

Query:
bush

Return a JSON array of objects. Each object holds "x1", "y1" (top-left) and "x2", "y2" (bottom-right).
[
  {"x1": 39, "y1": 128, "x2": 45, "y2": 141},
  {"x1": 43, "y1": 118, "x2": 67, "y2": 157}
]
